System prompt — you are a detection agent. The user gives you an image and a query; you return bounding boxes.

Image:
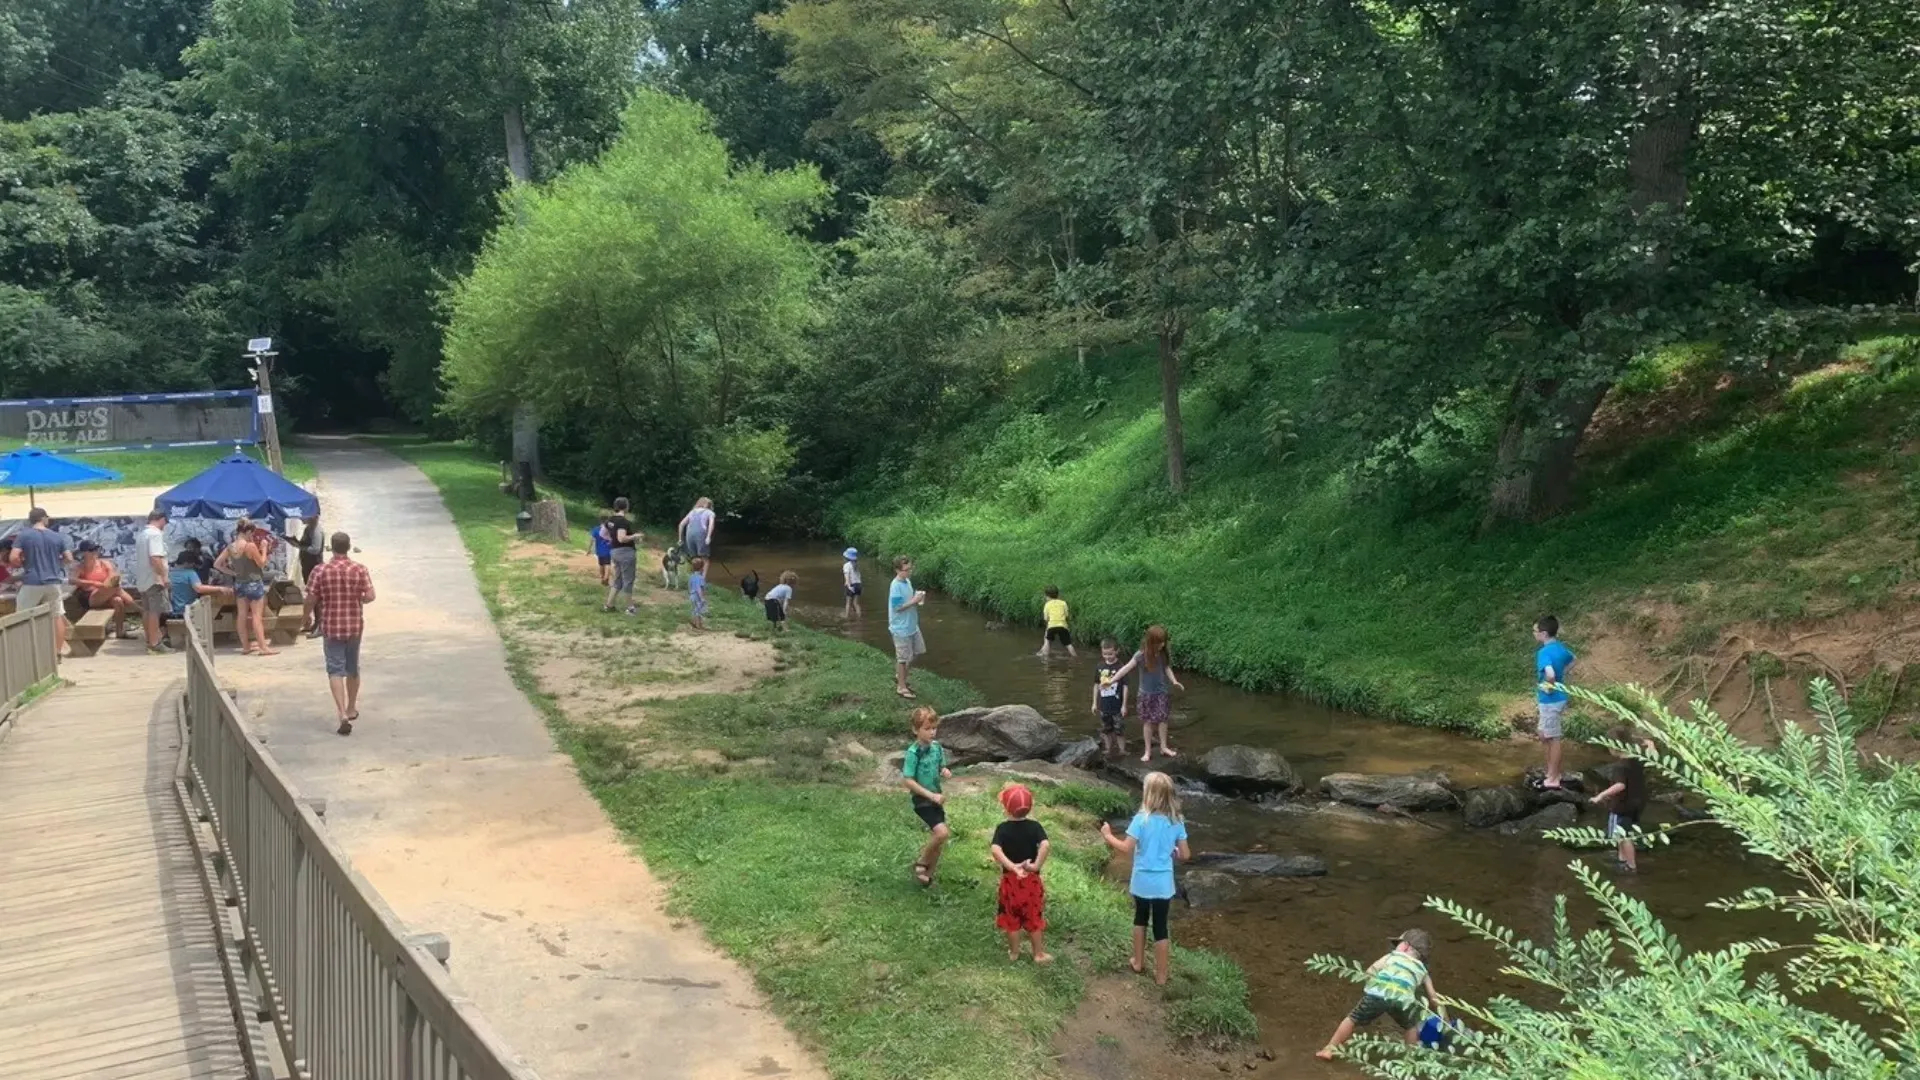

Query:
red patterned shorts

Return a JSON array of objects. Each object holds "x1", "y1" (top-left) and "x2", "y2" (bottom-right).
[{"x1": 996, "y1": 870, "x2": 1047, "y2": 933}]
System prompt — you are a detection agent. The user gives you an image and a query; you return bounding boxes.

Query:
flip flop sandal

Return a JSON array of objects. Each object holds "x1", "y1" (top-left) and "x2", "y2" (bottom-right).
[
  {"x1": 336, "y1": 719, "x2": 353, "y2": 736},
  {"x1": 897, "y1": 688, "x2": 917, "y2": 699}
]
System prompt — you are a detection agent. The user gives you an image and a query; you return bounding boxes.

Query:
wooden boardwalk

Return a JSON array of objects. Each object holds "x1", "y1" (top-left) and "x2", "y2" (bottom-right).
[{"x1": 0, "y1": 675, "x2": 251, "y2": 1080}]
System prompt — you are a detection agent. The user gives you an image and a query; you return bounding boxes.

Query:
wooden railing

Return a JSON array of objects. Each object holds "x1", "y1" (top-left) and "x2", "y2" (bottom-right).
[
  {"x1": 0, "y1": 601, "x2": 59, "y2": 733},
  {"x1": 180, "y1": 599, "x2": 538, "y2": 1080}
]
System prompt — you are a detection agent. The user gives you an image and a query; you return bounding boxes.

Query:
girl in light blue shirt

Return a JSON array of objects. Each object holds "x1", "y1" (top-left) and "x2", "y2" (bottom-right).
[{"x1": 1100, "y1": 771, "x2": 1189, "y2": 985}]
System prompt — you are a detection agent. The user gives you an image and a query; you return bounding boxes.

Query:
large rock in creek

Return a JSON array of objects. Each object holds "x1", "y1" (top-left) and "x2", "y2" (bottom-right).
[
  {"x1": 1199, "y1": 745, "x2": 1301, "y2": 794},
  {"x1": 968, "y1": 759, "x2": 1127, "y2": 794},
  {"x1": 1053, "y1": 737, "x2": 1103, "y2": 770},
  {"x1": 936, "y1": 705, "x2": 1062, "y2": 765},
  {"x1": 1181, "y1": 870, "x2": 1243, "y2": 910},
  {"x1": 1188, "y1": 852, "x2": 1328, "y2": 878},
  {"x1": 1460, "y1": 786, "x2": 1538, "y2": 828},
  {"x1": 1499, "y1": 801, "x2": 1578, "y2": 837},
  {"x1": 1320, "y1": 772, "x2": 1456, "y2": 812}
]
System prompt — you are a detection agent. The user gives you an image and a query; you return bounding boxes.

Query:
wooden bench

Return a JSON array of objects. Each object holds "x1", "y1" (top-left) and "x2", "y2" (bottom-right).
[{"x1": 68, "y1": 608, "x2": 123, "y2": 657}]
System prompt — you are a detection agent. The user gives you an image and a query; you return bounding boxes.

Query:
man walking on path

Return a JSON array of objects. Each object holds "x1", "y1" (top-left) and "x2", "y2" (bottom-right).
[
  {"x1": 9, "y1": 508, "x2": 72, "y2": 656},
  {"x1": 1532, "y1": 615, "x2": 1576, "y2": 790},
  {"x1": 889, "y1": 555, "x2": 928, "y2": 699},
  {"x1": 133, "y1": 509, "x2": 172, "y2": 654},
  {"x1": 678, "y1": 497, "x2": 716, "y2": 559},
  {"x1": 304, "y1": 531, "x2": 375, "y2": 736}
]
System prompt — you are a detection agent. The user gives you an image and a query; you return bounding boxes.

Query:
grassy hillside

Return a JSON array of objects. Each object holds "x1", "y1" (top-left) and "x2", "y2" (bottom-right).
[{"x1": 839, "y1": 326, "x2": 1920, "y2": 736}]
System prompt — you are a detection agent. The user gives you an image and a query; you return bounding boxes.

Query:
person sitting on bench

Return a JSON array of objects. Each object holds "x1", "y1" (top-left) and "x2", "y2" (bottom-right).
[
  {"x1": 72, "y1": 541, "x2": 139, "y2": 641},
  {"x1": 169, "y1": 551, "x2": 233, "y2": 620}
]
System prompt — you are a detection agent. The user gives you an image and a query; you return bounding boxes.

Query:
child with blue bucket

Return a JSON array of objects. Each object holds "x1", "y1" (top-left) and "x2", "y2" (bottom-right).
[{"x1": 1317, "y1": 928, "x2": 1447, "y2": 1060}]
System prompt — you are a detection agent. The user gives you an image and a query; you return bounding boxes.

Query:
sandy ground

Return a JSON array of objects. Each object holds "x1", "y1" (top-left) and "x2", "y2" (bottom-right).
[{"x1": 206, "y1": 443, "x2": 824, "y2": 1080}]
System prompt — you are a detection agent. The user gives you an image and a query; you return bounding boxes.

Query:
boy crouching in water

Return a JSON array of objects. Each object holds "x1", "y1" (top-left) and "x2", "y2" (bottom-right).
[
  {"x1": 1318, "y1": 929, "x2": 1442, "y2": 1060},
  {"x1": 902, "y1": 707, "x2": 951, "y2": 887},
  {"x1": 991, "y1": 783, "x2": 1052, "y2": 963}
]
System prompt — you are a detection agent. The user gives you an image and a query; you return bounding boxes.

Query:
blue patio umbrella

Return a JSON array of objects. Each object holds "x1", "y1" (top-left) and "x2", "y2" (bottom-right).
[
  {"x1": 154, "y1": 452, "x2": 318, "y2": 523},
  {"x1": 0, "y1": 447, "x2": 123, "y2": 507}
]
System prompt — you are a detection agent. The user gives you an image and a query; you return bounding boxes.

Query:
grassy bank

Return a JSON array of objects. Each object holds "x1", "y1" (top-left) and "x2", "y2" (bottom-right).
[
  {"x1": 840, "y1": 329, "x2": 1920, "y2": 736},
  {"x1": 388, "y1": 438, "x2": 1258, "y2": 1078},
  {"x1": 1, "y1": 443, "x2": 314, "y2": 488}
]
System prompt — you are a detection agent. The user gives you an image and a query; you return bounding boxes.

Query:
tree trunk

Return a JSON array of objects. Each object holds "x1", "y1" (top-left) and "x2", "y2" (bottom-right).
[
  {"x1": 1482, "y1": 378, "x2": 1611, "y2": 529},
  {"x1": 503, "y1": 104, "x2": 534, "y2": 185},
  {"x1": 1157, "y1": 312, "x2": 1188, "y2": 494}
]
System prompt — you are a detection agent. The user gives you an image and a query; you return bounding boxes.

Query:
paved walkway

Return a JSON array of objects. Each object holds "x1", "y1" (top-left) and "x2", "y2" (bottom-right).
[
  {"x1": 0, "y1": 656, "x2": 250, "y2": 1079},
  {"x1": 225, "y1": 443, "x2": 824, "y2": 1080}
]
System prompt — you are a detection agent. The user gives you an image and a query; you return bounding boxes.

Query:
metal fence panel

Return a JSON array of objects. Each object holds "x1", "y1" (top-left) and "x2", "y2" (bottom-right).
[{"x1": 181, "y1": 600, "x2": 538, "y2": 1080}]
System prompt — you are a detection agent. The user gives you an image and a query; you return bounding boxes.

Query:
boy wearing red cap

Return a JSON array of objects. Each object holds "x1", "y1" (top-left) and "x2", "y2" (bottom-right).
[{"x1": 990, "y1": 783, "x2": 1053, "y2": 963}]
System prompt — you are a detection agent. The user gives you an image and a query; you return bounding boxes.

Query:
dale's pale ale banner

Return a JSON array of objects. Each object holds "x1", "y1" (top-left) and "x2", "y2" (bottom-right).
[{"x1": 0, "y1": 389, "x2": 260, "y2": 451}]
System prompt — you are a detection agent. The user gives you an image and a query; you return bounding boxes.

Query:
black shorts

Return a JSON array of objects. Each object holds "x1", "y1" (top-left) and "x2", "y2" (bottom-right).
[
  {"x1": 1132, "y1": 895, "x2": 1171, "y2": 941},
  {"x1": 596, "y1": 553, "x2": 611, "y2": 567},
  {"x1": 846, "y1": 582, "x2": 862, "y2": 597},
  {"x1": 912, "y1": 799, "x2": 946, "y2": 830},
  {"x1": 764, "y1": 599, "x2": 786, "y2": 622},
  {"x1": 1349, "y1": 993, "x2": 1420, "y2": 1031},
  {"x1": 1098, "y1": 706, "x2": 1124, "y2": 735},
  {"x1": 1607, "y1": 810, "x2": 1641, "y2": 836},
  {"x1": 1046, "y1": 627, "x2": 1072, "y2": 646}
]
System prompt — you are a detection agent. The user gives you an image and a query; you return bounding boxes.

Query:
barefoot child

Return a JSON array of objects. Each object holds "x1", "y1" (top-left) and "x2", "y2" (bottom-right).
[
  {"x1": 991, "y1": 783, "x2": 1052, "y2": 963},
  {"x1": 1037, "y1": 585, "x2": 1076, "y2": 657},
  {"x1": 1317, "y1": 930, "x2": 1442, "y2": 1060},
  {"x1": 1093, "y1": 638, "x2": 1129, "y2": 757},
  {"x1": 1100, "y1": 772, "x2": 1189, "y2": 985},
  {"x1": 1589, "y1": 725, "x2": 1651, "y2": 872},
  {"x1": 591, "y1": 512, "x2": 613, "y2": 587},
  {"x1": 902, "y1": 707, "x2": 952, "y2": 886},
  {"x1": 1532, "y1": 615, "x2": 1576, "y2": 789},
  {"x1": 688, "y1": 557, "x2": 709, "y2": 631},
  {"x1": 842, "y1": 547, "x2": 862, "y2": 617},
  {"x1": 764, "y1": 570, "x2": 796, "y2": 632},
  {"x1": 1110, "y1": 625, "x2": 1185, "y2": 761}
]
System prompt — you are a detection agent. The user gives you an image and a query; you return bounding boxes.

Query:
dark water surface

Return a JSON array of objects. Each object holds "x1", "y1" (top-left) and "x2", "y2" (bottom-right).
[{"x1": 728, "y1": 542, "x2": 1797, "y2": 1070}]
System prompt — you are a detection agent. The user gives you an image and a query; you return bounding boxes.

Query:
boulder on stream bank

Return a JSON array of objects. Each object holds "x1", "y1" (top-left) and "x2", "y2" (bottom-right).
[
  {"x1": 1198, "y1": 745, "x2": 1301, "y2": 794},
  {"x1": 1180, "y1": 870, "x2": 1242, "y2": 910},
  {"x1": 1053, "y1": 737, "x2": 1103, "y2": 770},
  {"x1": 1188, "y1": 852, "x2": 1328, "y2": 878},
  {"x1": 1459, "y1": 786, "x2": 1539, "y2": 828},
  {"x1": 937, "y1": 705, "x2": 1062, "y2": 764},
  {"x1": 1320, "y1": 772, "x2": 1456, "y2": 812},
  {"x1": 967, "y1": 759, "x2": 1127, "y2": 795},
  {"x1": 1499, "y1": 801, "x2": 1579, "y2": 837}
]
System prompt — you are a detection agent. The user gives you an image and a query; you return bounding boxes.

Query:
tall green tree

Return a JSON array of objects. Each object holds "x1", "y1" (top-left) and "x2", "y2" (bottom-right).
[
  {"x1": 186, "y1": 0, "x2": 643, "y2": 424},
  {"x1": 441, "y1": 89, "x2": 827, "y2": 517}
]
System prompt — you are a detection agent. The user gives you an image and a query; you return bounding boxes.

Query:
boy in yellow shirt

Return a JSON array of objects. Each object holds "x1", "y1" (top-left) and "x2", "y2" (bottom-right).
[{"x1": 1036, "y1": 585, "x2": 1077, "y2": 657}]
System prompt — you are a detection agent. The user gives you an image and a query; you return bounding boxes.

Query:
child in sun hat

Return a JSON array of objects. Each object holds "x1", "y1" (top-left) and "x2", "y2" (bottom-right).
[
  {"x1": 842, "y1": 547, "x2": 862, "y2": 617},
  {"x1": 991, "y1": 783, "x2": 1053, "y2": 963},
  {"x1": 1316, "y1": 929, "x2": 1444, "y2": 1060}
]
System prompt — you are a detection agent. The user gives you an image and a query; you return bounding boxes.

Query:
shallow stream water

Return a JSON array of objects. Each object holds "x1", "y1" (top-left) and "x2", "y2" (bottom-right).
[{"x1": 726, "y1": 541, "x2": 1798, "y2": 1070}]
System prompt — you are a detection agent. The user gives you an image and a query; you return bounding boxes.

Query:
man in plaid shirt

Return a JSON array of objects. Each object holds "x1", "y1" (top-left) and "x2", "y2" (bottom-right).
[{"x1": 304, "y1": 531, "x2": 376, "y2": 736}]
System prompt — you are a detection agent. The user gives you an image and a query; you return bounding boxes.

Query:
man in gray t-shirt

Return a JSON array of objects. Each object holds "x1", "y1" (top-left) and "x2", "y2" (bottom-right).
[{"x1": 9, "y1": 507, "x2": 73, "y2": 655}]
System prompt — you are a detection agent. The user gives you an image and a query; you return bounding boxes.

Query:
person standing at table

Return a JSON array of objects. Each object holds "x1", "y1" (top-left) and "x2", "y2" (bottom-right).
[
  {"x1": 296, "y1": 515, "x2": 325, "y2": 637},
  {"x1": 9, "y1": 508, "x2": 72, "y2": 656},
  {"x1": 132, "y1": 508, "x2": 172, "y2": 654},
  {"x1": 305, "y1": 531, "x2": 375, "y2": 736}
]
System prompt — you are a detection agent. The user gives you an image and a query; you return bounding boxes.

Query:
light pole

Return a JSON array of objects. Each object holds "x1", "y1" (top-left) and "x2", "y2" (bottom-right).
[{"x1": 245, "y1": 337, "x2": 284, "y2": 475}]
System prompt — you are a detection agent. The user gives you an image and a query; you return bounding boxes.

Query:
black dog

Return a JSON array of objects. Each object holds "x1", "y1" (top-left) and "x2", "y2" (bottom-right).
[{"x1": 740, "y1": 569, "x2": 761, "y2": 600}]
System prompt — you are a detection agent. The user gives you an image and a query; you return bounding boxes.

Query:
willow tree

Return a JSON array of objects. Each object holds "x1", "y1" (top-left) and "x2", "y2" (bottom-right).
[{"x1": 441, "y1": 89, "x2": 826, "y2": 516}]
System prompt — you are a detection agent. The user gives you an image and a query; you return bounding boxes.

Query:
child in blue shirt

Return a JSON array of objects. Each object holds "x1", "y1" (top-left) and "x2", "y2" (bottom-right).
[
  {"x1": 1100, "y1": 771, "x2": 1189, "y2": 985},
  {"x1": 688, "y1": 557, "x2": 708, "y2": 631},
  {"x1": 1532, "y1": 614, "x2": 1577, "y2": 789},
  {"x1": 590, "y1": 512, "x2": 613, "y2": 587}
]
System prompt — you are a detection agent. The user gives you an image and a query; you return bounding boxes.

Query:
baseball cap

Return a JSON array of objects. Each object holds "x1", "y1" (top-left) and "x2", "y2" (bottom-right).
[
  {"x1": 1392, "y1": 929, "x2": 1432, "y2": 960},
  {"x1": 843, "y1": 547, "x2": 859, "y2": 561},
  {"x1": 999, "y1": 783, "x2": 1034, "y2": 816}
]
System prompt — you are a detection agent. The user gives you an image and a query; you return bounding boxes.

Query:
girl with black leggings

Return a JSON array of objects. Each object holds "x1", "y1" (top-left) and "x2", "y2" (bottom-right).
[{"x1": 1100, "y1": 771, "x2": 1190, "y2": 985}]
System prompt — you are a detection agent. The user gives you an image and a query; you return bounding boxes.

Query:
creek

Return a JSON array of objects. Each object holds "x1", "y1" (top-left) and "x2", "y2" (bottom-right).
[{"x1": 725, "y1": 541, "x2": 1798, "y2": 1069}]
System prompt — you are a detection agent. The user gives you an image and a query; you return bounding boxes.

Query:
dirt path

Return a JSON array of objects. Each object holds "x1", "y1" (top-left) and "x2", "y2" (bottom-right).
[{"x1": 223, "y1": 442, "x2": 825, "y2": 1080}]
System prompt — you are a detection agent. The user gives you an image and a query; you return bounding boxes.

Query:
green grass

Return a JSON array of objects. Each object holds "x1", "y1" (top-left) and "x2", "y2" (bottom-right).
[
  {"x1": 0, "y1": 443, "x2": 314, "y2": 489},
  {"x1": 840, "y1": 330, "x2": 1920, "y2": 736},
  {"x1": 390, "y1": 438, "x2": 1259, "y2": 1078}
]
